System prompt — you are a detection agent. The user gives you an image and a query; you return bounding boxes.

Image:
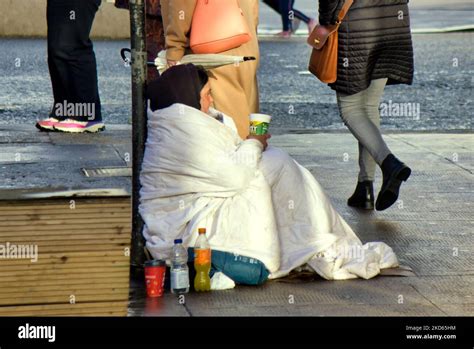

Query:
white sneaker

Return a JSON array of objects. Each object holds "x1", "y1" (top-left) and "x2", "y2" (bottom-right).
[
  {"x1": 53, "y1": 119, "x2": 105, "y2": 133},
  {"x1": 35, "y1": 117, "x2": 61, "y2": 131}
]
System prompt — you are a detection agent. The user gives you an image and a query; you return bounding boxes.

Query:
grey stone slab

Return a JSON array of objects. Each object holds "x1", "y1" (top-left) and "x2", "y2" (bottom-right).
[
  {"x1": 129, "y1": 275, "x2": 473, "y2": 316},
  {"x1": 112, "y1": 144, "x2": 133, "y2": 166},
  {"x1": 378, "y1": 134, "x2": 473, "y2": 172},
  {"x1": 437, "y1": 304, "x2": 474, "y2": 316},
  {"x1": 136, "y1": 275, "x2": 474, "y2": 316},
  {"x1": 375, "y1": 193, "x2": 473, "y2": 212},
  {"x1": 0, "y1": 130, "x2": 51, "y2": 144},
  {"x1": 0, "y1": 162, "x2": 131, "y2": 195},
  {"x1": 49, "y1": 129, "x2": 132, "y2": 146},
  {"x1": 339, "y1": 199, "x2": 473, "y2": 215},
  {"x1": 343, "y1": 218, "x2": 472, "y2": 243},
  {"x1": 0, "y1": 125, "x2": 132, "y2": 196},
  {"x1": 408, "y1": 275, "x2": 474, "y2": 306},
  {"x1": 398, "y1": 251, "x2": 473, "y2": 277},
  {"x1": 0, "y1": 144, "x2": 125, "y2": 164},
  {"x1": 184, "y1": 304, "x2": 446, "y2": 317},
  {"x1": 180, "y1": 277, "x2": 454, "y2": 316},
  {"x1": 350, "y1": 225, "x2": 473, "y2": 277},
  {"x1": 183, "y1": 278, "x2": 432, "y2": 308},
  {"x1": 350, "y1": 210, "x2": 473, "y2": 221},
  {"x1": 127, "y1": 282, "x2": 190, "y2": 317},
  {"x1": 321, "y1": 202, "x2": 472, "y2": 221},
  {"x1": 390, "y1": 134, "x2": 474, "y2": 149},
  {"x1": 271, "y1": 134, "x2": 474, "y2": 175},
  {"x1": 128, "y1": 295, "x2": 190, "y2": 317}
]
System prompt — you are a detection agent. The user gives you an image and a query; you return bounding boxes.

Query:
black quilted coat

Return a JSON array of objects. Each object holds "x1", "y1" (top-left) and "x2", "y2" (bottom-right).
[{"x1": 318, "y1": 0, "x2": 414, "y2": 95}]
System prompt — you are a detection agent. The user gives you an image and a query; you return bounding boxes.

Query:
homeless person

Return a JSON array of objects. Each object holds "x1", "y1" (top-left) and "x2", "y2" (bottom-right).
[{"x1": 139, "y1": 64, "x2": 399, "y2": 282}]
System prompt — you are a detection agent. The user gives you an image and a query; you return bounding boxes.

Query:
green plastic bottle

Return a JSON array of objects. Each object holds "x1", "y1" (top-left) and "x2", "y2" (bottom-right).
[{"x1": 194, "y1": 228, "x2": 211, "y2": 292}]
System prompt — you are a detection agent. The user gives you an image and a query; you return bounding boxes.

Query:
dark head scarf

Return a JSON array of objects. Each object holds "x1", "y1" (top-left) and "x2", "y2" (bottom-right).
[{"x1": 147, "y1": 64, "x2": 209, "y2": 112}]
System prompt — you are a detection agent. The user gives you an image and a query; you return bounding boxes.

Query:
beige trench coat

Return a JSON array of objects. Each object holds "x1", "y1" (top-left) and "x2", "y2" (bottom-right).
[{"x1": 160, "y1": 0, "x2": 260, "y2": 139}]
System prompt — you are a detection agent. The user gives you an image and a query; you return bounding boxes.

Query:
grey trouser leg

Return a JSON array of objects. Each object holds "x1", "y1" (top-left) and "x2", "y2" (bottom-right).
[{"x1": 336, "y1": 78, "x2": 391, "y2": 182}]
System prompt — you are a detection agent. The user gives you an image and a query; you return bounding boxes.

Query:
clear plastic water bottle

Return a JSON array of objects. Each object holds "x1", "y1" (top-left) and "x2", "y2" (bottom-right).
[{"x1": 170, "y1": 239, "x2": 190, "y2": 294}]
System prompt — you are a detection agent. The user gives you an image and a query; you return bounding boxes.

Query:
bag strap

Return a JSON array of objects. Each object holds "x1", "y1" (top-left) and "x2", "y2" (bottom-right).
[{"x1": 336, "y1": 0, "x2": 354, "y2": 24}]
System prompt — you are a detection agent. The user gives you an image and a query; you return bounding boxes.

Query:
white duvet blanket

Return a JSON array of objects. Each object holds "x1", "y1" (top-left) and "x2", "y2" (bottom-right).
[{"x1": 139, "y1": 104, "x2": 399, "y2": 280}]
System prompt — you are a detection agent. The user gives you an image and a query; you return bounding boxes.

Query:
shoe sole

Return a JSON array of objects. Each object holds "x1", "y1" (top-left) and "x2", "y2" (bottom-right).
[
  {"x1": 376, "y1": 167, "x2": 412, "y2": 211},
  {"x1": 53, "y1": 125, "x2": 106, "y2": 133},
  {"x1": 35, "y1": 123, "x2": 57, "y2": 132},
  {"x1": 348, "y1": 201, "x2": 374, "y2": 210}
]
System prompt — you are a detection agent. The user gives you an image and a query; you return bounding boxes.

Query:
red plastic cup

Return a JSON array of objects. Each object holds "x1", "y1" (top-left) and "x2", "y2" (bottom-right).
[{"x1": 144, "y1": 260, "x2": 166, "y2": 297}]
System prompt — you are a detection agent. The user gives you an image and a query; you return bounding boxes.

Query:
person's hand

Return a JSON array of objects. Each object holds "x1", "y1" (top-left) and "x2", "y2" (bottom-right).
[
  {"x1": 167, "y1": 60, "x2": 178, "y2": 68},
  {"x1": 247, "y1": 134, "x2": 272, "y2": 151}
]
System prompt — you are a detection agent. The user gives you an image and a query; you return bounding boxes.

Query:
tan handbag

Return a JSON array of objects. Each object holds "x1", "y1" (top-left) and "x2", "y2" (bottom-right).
[
  {"x1": 308, "y1": 0, "x2": 353, "y2": 83},
  {"x1": 190, "y1": 0, "x2": 252, "y2": 54}
]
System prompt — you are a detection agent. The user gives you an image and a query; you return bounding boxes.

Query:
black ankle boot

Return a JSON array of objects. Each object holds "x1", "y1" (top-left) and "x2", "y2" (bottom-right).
[
  {"x1": 375, "y1": 154, "x2": 411, "y2": 211},
  {"x1": 347, "y1": 181, "x2": 374, "y2": 210}
]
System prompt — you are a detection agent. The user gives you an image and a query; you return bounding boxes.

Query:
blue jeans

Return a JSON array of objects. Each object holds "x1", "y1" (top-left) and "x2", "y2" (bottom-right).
[{"x1": 264, "y1": 0, "x2": 312, "y2": 27}]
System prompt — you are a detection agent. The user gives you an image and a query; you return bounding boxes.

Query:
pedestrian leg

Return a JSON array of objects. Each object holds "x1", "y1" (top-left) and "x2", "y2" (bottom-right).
[
  {"x1": 47, "y1": 0, "x2": 101, "y2": 122},
  {"x1": 278, "y1": 0, "x2": 293, "y2": 32},
  {"x1": 336, "y1": 80, "x2": 392, "y2": 170}
]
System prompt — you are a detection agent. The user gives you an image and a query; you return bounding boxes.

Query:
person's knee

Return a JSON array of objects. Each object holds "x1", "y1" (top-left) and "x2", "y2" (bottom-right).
[
  {"x1": 365, "y1": 107, "x2": 381, "y2": 125},
  {"x1": 48, "y1": 40, "x2": 92, "y2": 61},
  {"x1": 337, "y1": 96, "x2": 366, "y2": 124},
  {"x1": 48, "y1": 42, "x2": 71, "y2": 60},
  {"x1": 338, "y1": 106, "x2": 366, "y2": 127},
  {"x1": 263, "y1": 146, "x2": 292, "y2": 165},
  {"x1": 365, "y1": 91, "x2": 384, "y2": 110},
  {"x1": 260, "y1": 146, "x2": 293, "y2": 183}
]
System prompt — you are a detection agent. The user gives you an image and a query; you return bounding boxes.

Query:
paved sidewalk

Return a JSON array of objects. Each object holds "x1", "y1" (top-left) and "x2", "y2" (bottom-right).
[
  {"x1": 0, "y1": 126, "x2": 472, "y2": 316},
  {"x1": 131, "y1": 131, "x2": 472, "y2": 316},
  {"x1": 0, "y1": 124, "x2": 131, "y2": 197}
]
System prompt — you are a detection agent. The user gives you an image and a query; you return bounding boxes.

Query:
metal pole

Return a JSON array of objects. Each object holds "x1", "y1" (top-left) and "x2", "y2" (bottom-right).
[{"x1": 129, "y1": 0, "x2": 147, "y2": 272}]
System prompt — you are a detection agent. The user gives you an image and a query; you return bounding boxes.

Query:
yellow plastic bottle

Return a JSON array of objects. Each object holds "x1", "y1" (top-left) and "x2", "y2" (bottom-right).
[{"x1": 194, "y1": 228, "x2": 211, "y2": 292}]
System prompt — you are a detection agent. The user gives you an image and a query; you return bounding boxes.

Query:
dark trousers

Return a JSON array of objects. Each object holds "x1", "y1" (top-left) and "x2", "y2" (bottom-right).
[
  {"x1": 47, "y1": 0, "x2": 101, "y2": 122},
  {"x1": 264, "y1": 0, "x2": 312, "y2": 31},
  {"x1": 279, "y1": 0, "x2": 294, "y2": 31}
]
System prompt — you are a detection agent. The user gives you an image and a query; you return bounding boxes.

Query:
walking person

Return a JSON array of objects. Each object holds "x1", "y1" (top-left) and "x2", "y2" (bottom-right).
[
  {"x1": 161, "y1": 0, "x2": 260, "y2": 139},
  {"x1": 318, "y1": 0, "x2": 414, "y2": 211},
  {"x1": 36, "y1": 0, "x2": 105, "y2": 133},
  {"x1": 263, "y1": 0, "x2": 316, "y2": 37}
]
